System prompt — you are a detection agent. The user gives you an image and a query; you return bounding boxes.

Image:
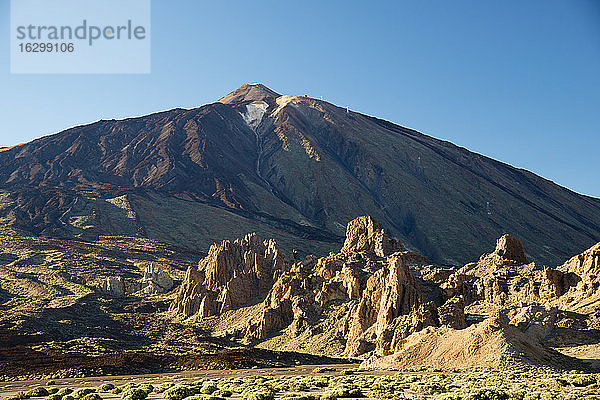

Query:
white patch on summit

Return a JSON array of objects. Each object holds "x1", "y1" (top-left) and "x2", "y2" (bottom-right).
[
  {"x1": 272, "y1": 95, "x2": 297, "y2": 115},
  {"x1": 240, "y1": 101, "x2": 268, "y2": 130}
]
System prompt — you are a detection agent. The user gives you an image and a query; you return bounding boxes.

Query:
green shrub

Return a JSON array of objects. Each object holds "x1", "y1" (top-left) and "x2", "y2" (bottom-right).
[
  {"x1": 62, "y1": 396, "x2": 75, "y2": 400},
  {"x1": 72, "y1": 389, "x2": 95, "y2": 400},
  {"x1": 200, "y1": 384, "x2": 218, "y2": 395},
  {"x1": 155, "y1": 384, "x2": 175, "y2": 394},
  {"x1": 163, "y1": 386, "x2": 193, "y2": 400},
  {"x1": 465, "y1": 388, "x2": 509, "y2": 400},
  {"x1": 97, "y1": 384, "x2": 115, "y2": 393},
  {"x1": 323, "y1": 384, "x2": 362, "y2": 398},
  {"x1": 82, "y1": 394, "x2": 102, "y2": 400},
  {"x1": 46, "y1": 394, "x2": 62, "y2": 400},
  {"x1": 26, "y1": 388, "x2": 49, "y2": 398},
  {"x1": 240, "y1": 388, "x2": 275, "y2": 400},
  {"x1": 121, "y1": 389, "x2": 148, "y2": 400},
  {"x1": 118, "y1": 385, "x2": 137, "y2": 393},
  {"x1": 214, "y1": 390, "x2": 232, "y2": 398},
  {"x1": 46, "y1": 389, "x2": 58, "y2": 395},
  {"x1": 319, "y1": 394, "x2": 336, "y2": 400},
  {"x1": 280, "y1": 395, "x2": 317, "y2": 400},
  {"x1": 570, "y1": 375, "x2": 597, "y2": 387},
  {"x1": 137, "y1": 385, "x2": 154, "y2": 395},
  {"x1": 313, "y1": 367, "x2": 336, "y2": 373},
  {"x1": 55, "y1": 390, "x2": 72, "y2": 398}
]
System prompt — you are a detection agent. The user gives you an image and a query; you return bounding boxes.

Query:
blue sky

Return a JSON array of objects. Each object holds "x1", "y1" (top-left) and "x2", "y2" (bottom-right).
[{"x1": 1, "y1": 1, "x2": 599, "y2": 197}]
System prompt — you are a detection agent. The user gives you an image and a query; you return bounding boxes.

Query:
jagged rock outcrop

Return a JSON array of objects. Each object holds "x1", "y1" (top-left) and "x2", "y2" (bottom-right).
[
  {"x1": 442, "y1": 235, "x2": 559, "y2": 307},
  {"x1": 172, "y1": 216, "x2": 442, "y2": 357},
  {"x1": 344, "y1": 254, "x2": 433, "y2": 356},
  {"x1": 100, "y1": 264, "x2": 174, "y2": 297},
  {"x1": 140, "y1": 264, "x2": 174, "y2": 294},
  {"x1": 101, "y1": 276, "x2": 125, "y2": 297},
  {"x1": 170, "y1": 217, "x2": 600, "y2": 370},
  {"x1": 558, "y1": 242, "x2": 600, "y2": 306},
  {"x1": 172, "y1": 233, "x2": 284, "y2": 318},
  {"x1": 437, "y1": 296, "x2": 466, "y2": 329},
  {"x1": 479, "y1": 234, "x2": 529, "y2": 266},
  {"x1": 341, "y1": 216, "x2": 403, "y2": 257}
]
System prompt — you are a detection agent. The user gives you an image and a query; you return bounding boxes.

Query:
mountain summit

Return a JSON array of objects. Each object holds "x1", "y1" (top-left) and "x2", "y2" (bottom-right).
[
  {"x1": 219, "y1": 83, "x2": 281, "y2": 104},
  {"x1": 0, "y1": 84, "x2": 598, "y2": 265}
]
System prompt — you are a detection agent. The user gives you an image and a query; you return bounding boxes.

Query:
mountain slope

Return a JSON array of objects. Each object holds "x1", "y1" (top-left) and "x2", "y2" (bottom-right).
[{"x1": 0, "y1": 83, "x2": 598, "y2": 265}]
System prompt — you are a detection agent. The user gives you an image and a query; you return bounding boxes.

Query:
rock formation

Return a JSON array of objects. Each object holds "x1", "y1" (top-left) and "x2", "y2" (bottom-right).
[
  {"x1": 101, "y1": 276, "x2": 125, "y2": 297},
  {"x1": 140, "y1": 264, "x2": 174, "y2": 294},
  {"x1": 172, "y1": 233, "x2": 284, "y2": 317},
  {"x1": 556, "y1": 242, "x2": 600, "y2": 308},
  {"x1": 170, "y1": 215, "x2": 600, "y2": 370},
  {"x1": 174, "y1": 217, "x2": 451, "y2": 358},
  {"x1": 100, "y1": 264, "x2": 174, "y2": 297},
  {"x1": 341, "y1": 216, "x2": 403, "y2": 257}
]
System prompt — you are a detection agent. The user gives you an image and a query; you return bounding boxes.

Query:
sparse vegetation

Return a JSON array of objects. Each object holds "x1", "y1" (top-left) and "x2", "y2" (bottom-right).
[
  {"x1": 3, "y1": 367, "x2": 600, "y2": 400},
  {"x1": 26, "y1": 387, "x2": 49, "y2": 398},
  {"x1": 162, "y1": 386, "x2": 193, "y2": 400},
  {"x1": 121, "y1": 388, "x2": 148, "y2": 400},
  {"x1": 97, "y1": 384, "x2": 114, "y2": 393}
]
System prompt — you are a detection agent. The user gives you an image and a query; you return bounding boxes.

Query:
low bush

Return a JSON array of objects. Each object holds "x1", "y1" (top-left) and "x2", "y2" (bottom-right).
[
  {"x1": 97, "y1": 384, "x2": 115, "y2": 393},
  {"x1": 137, "y1": 385, "x2": 154, "y2": 395},
  {"x1": 82, "y1": 394, "x2": 102, "y2": 400},
  {"x1": 465, "y1": 388, "x2": 509, "y2": 400},
  {"x1": 155, "y1": 383, "x2": 175, "y2": 394},
  {"x1": 200, "y1": 384, "x2": 218, "y2": 395},
  {"x1": 26, "y1": 388, "x2": 49, "y2": 398},
  {"x1": 570, "y1": 375, "x2": 596, "y2": 387},
  {"x1": 323, "y1": 384, "x2": 362, "y2": 398},
  {"x1": 163, "y1": 386, "x2": 193, "y2": 400},
  {"x1": 280, "y1": 395, "x2": 317, "y2": 400},
  {"x1": 313, "y1": 367, "x2": 336, "y2": 374},
  {"x1": 72, "y1": 389, "x2": 95, "y2": 400},
  {"x1": 240, "y1": 388, "x2": 275, "y2": 400},
  {"x1": 55, "y1": 390, "x2": 72, "y2": 398},
  {"x1": 121, "y1": 389, "x2": 148, "y2": 400}
]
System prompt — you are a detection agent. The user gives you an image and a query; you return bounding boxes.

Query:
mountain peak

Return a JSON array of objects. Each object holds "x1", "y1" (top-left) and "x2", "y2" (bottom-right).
[{"x1": 219, "y1": 83, "x2": 281, "y2": 105}]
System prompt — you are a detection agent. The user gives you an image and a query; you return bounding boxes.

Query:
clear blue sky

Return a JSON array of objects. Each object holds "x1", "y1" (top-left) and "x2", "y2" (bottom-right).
[{"x1": 1, "y1": 1, "x2": 599, "y2": 197}]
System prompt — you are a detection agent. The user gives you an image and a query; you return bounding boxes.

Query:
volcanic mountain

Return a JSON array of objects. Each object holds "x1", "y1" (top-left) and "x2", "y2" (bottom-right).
[{"x1": 1, "y1": 83, "x2": 598, "y2": 265}]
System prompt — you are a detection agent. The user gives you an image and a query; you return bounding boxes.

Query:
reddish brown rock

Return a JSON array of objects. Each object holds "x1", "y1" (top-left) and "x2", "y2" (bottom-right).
[
  {"x1": 479, "y1": 234, "x2": 529, "y2": 266},
  {"x1": 172, "y1": 233, "x2": 284, "y2": 318},
  {"x1": 341, "y1": 216, "x2": 402, "y2": 257},
  {"x1": 437, "y1": 296, "x2": 466, "y2": 329}
]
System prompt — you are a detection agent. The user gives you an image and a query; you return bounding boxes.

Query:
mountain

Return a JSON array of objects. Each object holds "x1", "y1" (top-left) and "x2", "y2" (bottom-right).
[{"x1": 0, "y1": 83, "x2": 598, "y2": 265}]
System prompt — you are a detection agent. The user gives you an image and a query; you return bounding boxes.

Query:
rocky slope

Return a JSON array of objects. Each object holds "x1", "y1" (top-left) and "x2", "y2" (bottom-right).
[
  {"x1": 0, "y1": 84, "x2": 598, "y2": 265},
  {"x1": 173, "y1": 215, "x2": 600, "y2": 370}
]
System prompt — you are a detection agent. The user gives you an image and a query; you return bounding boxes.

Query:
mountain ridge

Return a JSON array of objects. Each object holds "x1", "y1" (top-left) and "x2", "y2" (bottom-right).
[{"x1": 0, "y1": 83, "x2": 598, "y2": 265}]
